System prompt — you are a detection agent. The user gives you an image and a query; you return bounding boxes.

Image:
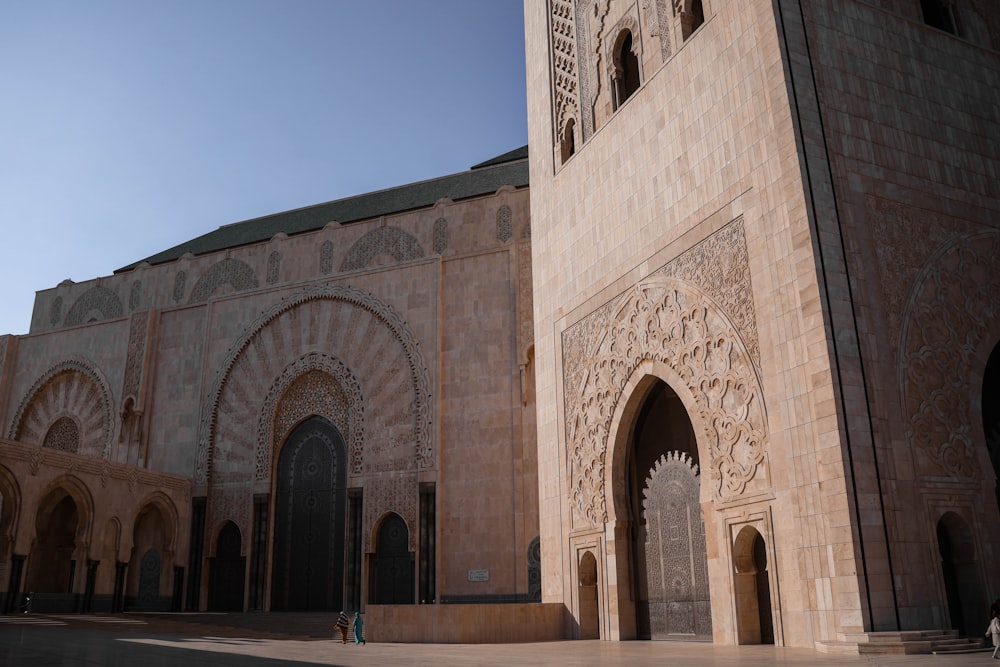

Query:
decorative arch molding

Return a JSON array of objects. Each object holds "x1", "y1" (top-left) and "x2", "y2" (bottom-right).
[
  {"x1": 196, "y1": 284, "x2": 432, "y2": 485},
  {"x1": 564, "y1": 277, "x2": 769, "y2": 527},
  {"x1": 33, "y1": 474, "x2": 96, "y2": 555},
  {"x1": 256, "y1": 352, "x2": 365, "y2": 481},
  {"x1": 188, "y1": 257, "x2": 260, "y2": 304},
  {"x1": 340, "y1": 226, "x2": 425, "y2": 272},
  {"x1": 8, "y1": 358, "x2": 114, "y2": 459},
  {"x1": 131, "y1": 490, "x2": 180, "y2": 554},
  {"x1": 900, "y1": 228, "x2": 1000, "y2": 478},
  {"x1": 0, "y1": 464, "x2": 21, "y2": 552},
  {"x1": 64, "y1": 286, "x2": 124, "y2": 326}
]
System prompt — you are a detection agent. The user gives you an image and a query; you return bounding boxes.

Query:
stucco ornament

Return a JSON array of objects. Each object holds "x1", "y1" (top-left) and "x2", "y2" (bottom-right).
[{"x1": 564, "y1": 278, "x2": 768, "y2": 526}]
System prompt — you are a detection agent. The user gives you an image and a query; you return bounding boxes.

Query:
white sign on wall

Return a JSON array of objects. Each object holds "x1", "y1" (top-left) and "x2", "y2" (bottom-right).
[{"x1": 467, "y1": 569, "x2": 489, "y2": 582}]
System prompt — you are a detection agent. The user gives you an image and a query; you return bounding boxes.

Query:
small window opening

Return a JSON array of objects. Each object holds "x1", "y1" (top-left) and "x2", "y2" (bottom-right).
[
  {"x1": 561, "y1": 118, "x2": 576, "y2": 163},
  {"x1": 614, "y1": 31, "x2": 640, "y2": 109},
  {"x1": 921, "y1": 0, "x2": 956, "y2": 34}
]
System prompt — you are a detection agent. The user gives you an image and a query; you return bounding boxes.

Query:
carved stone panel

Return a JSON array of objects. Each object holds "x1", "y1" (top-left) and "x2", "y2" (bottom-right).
[
  {"x1": 641, "y1": 452, "x2": 711, "y2": 640},
  {"x1": 900, "y1": 228, "x2": 1000, "y2": 478}
]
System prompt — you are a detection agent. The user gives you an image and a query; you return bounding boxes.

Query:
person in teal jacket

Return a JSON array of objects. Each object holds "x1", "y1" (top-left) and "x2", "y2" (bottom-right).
[{"x1": 353, "y1": 611, "x2": 366, "y2": 645}]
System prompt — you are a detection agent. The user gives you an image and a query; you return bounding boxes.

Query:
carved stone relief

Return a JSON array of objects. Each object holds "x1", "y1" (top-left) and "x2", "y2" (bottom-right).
[
  {"x1": 899, "y1": 228, "x2": 1000, "y2": 478},
  {"x1": 433, "y1": 218, "x2": 449, "y2": 254},
  {"x1": 9, "y1": 359, "x2": 114, "y2": 459},
  {"x1": 256, "y1": 353, "x2": 365, "y2": 481},
  {"x1": 562, "y1": 221, "x2": 767, "y2": 527},
  {"x1": 188, "y1": 258, "x2": 260, "y2": 304},
  {"x1": 497, "y1": 205, "x2": 513, "y2": 243},
  {"x1": 64, "y1": 286, "x2": 124, "y2": 326},
  {"x1": 172, "y1": 271, "x2": 186, "y2": 303},
  {"x1": 267, "y1": 252, "x2": 281, "y2": 285},
  {"x1": 550, "y1": 0, "x2": 582, "y2": 142},
  {"x1": 197, "y1": 285, "x2": 432, "y2": 486},
  {"x1": 340, "y1": 227, "x2": 425, "y2": 272},
  {"x1": 365, "y1": 473, "x2": 418, "y2": 552}
]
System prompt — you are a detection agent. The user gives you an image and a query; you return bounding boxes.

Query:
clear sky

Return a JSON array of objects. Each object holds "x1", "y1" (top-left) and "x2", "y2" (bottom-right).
[{"x1": 0, "y1": 1, "x2": 528, "y2": 335}]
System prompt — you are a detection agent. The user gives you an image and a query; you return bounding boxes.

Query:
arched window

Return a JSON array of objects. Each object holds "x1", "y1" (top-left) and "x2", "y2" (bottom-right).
[
  {"x1": 561, "y1": 118, "x2": 576, "y2": 163},
  {"x1": 921, "y1": 0, "x2": 956, "y2": 34},
  {"x1": 614, "y1": 31, "x2": 640, "y2": 109}
]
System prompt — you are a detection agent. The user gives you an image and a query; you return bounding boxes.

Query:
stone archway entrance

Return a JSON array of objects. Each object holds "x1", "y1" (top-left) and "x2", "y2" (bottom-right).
[
  {"x1": 271, "y1": 416, "x2": 347, "y2": 611},
  {"x1": 578, "y1": 551, "x2": 600, "y2": 639},
  {"x1": 628, "y1": 380, "x2": 712, "y2": 640},
  {"x1": 937, "y1": 512, "x2": 985, "y2": 637},
  {"x1": 371, "y1": 513, "x2": 413, "y2": 605},
  {"x1": 209, "y1": 521, "x2": 245, "y2": 611},
  {"x1": 28, "y1": 492, "x2": 79, "y2": 596},
  {"x1": 733, "y1": 525, "x2": 774, "y2": 644}
]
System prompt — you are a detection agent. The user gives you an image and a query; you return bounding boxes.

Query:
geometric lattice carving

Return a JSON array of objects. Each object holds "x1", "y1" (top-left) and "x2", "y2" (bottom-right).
[
  {"x1": 641, "y1": 451, "x2": 711, "y2": 639},
  {"x1": 563, "y1": 276, "x2": 768, "y2": 526},
  {"x1": 9, "y1": 359, "x2": 114, "y2": 459},
  {"x1": 267, "y1": 251, "x2": 281, "y2": 285},
  {"x1": 497, "y1": 205, "x2": 513, "y2": 243},
  {"x1": 50, "y1": 296, "x2": 63, "y2": 327},
  {"x1": 172, "y1": 271, "x2": 187, "y2": 303},
  {"x1": 658, "y1": 218, "x2": 760, "y2": 368},
  {"x1": 340, "y1": 227, "x2": 425, "y2": 272},
  {"x1": 64, "y1": 286, "x2": 124, "y2": 326},
  {"x1": 129, "y1": 281, "x2": 143, "y2": 311},
  {"x1": 320, "y1": 241, "x2": 334, "y2": 275},
  {"x1": 197, "y1": 284, "x2": 432, "y2": 485},
  {"x1": 433, "y1": 218, "x2": 448, "y2": 254},
  {"x1": 550, "y1": 0, "x2": 581, "y2": 148},
  {"x1": 900, "y1": 229, "x2": 1000, "y2": 478},
  {"x1": 43, "y1": 416, "x2": 80, "y2": 453},
  {"x1": 256, "y1": 353, "x2": 365, "y2": 481},
  {"x1": 188, "y1": 258, "x2": 259, "y2": 304}
]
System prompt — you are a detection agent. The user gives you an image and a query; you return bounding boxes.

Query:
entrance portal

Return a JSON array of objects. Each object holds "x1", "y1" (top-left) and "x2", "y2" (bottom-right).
[
  {"x1": 209, "y1": 521, "x2": 245, "y2": 611},
  {"x1": 371, "y1": 513, "x2": 413, "y2": 604},
  {"x1": 28, "y1": 493, "x2": 78, "y2": 594},
  {"x1": 733, "y1": 525, "x2": 774, "y2": 644},
  {"x1": 628, "y1": 380, "x2": 712, "y2": 640},
  {"x1": 982, "y1": 341, "x2": 1000, "y2": 514},
  {"x1": 937, "y1": 512, "x2": 985, "y2": 637},
  {"x1": 578, "y1": 551, "x2": 600, "y2": 639},
  {"x1": 271, "y1": 416, "x2": 347, "y2": 611}
]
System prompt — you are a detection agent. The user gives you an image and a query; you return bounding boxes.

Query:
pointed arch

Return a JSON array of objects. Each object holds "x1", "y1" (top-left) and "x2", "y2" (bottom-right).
[
  {"x1": 188, "y1": 257, "x2": 259, "y2": 303},
  {"x1": 565, "y1": 277, "x2": 769, "y2": 528},
  {"x1": 196, "y1": 285, "x2": 431, "y2": 486},
  {"x1": 9, "y1": 358, "x2": 114, "y2": 458}
]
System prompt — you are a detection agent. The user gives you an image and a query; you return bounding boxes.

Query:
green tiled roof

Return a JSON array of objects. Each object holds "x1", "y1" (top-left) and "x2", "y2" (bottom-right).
[{"x1": 116, "y1": 146, "x2": 528, "y2": 272}]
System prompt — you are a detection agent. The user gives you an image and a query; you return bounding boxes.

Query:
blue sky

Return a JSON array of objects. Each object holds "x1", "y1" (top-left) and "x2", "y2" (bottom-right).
[{"x1": 0, "y1": 1, "x2": 528, "y2": 335}]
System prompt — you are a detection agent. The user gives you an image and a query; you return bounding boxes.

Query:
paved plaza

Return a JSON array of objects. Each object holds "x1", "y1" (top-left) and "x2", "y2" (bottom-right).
[{"x1": 0, "y1": 613, "x2": 994, "y2": 666}]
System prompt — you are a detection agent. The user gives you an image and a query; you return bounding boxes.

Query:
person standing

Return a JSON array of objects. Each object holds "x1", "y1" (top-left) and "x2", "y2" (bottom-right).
[
  {"x1": 986, "y1": 610, "x2": 1000, "y2": 659},
  {"x1": 353, "y1": 611, "x2": 366, "y2": 645},
  {"x1": 335, "y1": 610, "x2": 350, "y2": 644}
]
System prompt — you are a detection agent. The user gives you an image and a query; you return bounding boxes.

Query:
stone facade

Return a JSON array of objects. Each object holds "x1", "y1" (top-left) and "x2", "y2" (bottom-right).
[
  {"x1": 525, "y1": 0, "x2": 1000, "y2": 650},
  {"x1": 0, "y1": 157, "x2": 538, "y2": 618}
]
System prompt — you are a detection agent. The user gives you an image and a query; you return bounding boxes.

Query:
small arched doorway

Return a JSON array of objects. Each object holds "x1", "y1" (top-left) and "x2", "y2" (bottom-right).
[
  {"x1": 937, "y1": 512, "x2": 985, "y2": 637},
  {"x1": 209, "y1": 521, "x2": 245, "y2": 611},
  {"x1": 578, "y1": 551, "x2": 600, "y2": 639},
  {"x1": 733, "y1": 525, "x2": 774, "y2": 644},
  {"x1": 371, "y1": 513, "x2": 413, "y2": 605},
  {"x1": 613, "y1": 30, "x2": 640, "y2": 108},
  {"x1": 628, "y1": 379, "x2": 712, "y2": 640},
  {"x1": 127, "y1": 503, "x2": 171, "y2": 610},
  {"x1": 270, "y1": 416, "x2": 347, "y2": 611},
  {"x1": 982, "y1": 341, "x2": 1000, "y2": 514},
  {"x1": 27, "y1": 492, "x2": 79, "y2": 596}
]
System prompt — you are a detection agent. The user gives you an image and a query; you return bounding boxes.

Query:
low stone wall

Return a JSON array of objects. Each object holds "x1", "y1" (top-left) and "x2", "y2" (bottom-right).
[{"x1": 363, "y1": 603, "x2": 569, "y2": 643}]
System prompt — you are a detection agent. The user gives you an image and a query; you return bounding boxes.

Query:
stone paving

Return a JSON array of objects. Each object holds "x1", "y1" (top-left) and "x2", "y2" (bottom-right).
[{"x1": 0, "y1": 613, "x2": 994, "y2": 666}]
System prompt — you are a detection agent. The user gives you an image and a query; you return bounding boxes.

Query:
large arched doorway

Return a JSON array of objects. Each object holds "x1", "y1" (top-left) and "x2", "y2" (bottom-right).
[
  {"x1": 371, "y1": 513, "x2": 413, "y2": 604},
  {"x1": 271, "y1": 416, "x2": 347, "y2": 611},
  {"x1": 209, "y1": 521, "x2": 245, "y2": 611},
  {"x1": 27, "y1": 492, "x2": 79, "y2": 596},
  {"x1": 578, "y1": 551, "x2": 600, "y2": 639},
  {"x1": 628, "y1": 379, "x2": 712, "y2": 640},
  {"x1": 733, "y1": 525, "x2": 774, "y2": 644},
  {"x1": 982, "y1": 341, "x2": 1000, "y2": 514},
  {"x1": 937, "y1": 512, "x2": 985, "y2": 637}
]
